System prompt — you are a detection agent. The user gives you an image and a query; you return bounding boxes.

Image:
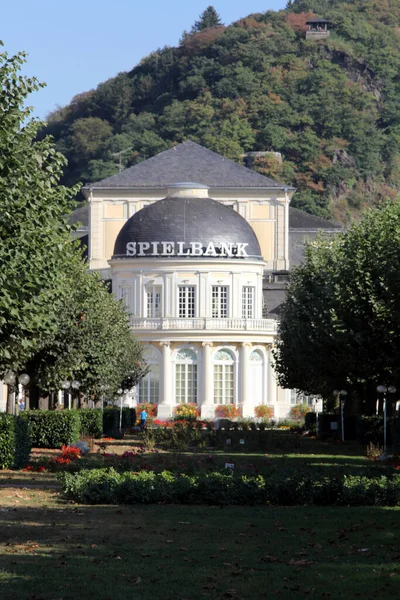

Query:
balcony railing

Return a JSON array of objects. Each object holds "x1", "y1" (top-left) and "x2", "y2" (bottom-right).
[
  {"x1": 306, "y1": 31, "x2": 330, "y2": 39},
  {"x1": 130, "y1": 317, "x2": 278, "y2": 333}
]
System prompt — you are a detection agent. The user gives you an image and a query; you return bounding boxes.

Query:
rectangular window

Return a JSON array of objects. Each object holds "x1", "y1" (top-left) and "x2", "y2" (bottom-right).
[
  {"x1": 212, "y1": 286, "x2": 228, "y2": 318},
  {"x1": 242, "y1": 286, "x2": 255, "y2": 319},
  {"x1": 213, "y1": 364, "x2": 234, "y2": 404},
  {"x1": 178, "y1": 286, "x2": 195, "y2": 318},
  {"x1": 176, "y1": 364, "x2": 197, "y2": 404},
  {"x1": 139, "y1": 365, "x2": 160, "y2": 403},
  {"x1": 118, "y1": 286, "x2": 132, "y2": 310},
  {"x1": 146, "y1": 285, "x2": 162, "y2": 318}
]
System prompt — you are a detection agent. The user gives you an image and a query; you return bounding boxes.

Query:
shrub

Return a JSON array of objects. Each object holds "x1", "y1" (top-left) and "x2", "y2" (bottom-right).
[
  {"x1": 174, "y1": 403, "x2": 199, "y2": 421},
  {"x1": 0, "y1": 414, "x2": 31, "y2": 469},
  {"x1": 60, "y1": 467, "x2": 400, "y2": 507},
  {"x1": 391, "y1": 419, "x2": 400, "y2": 453},
  {"x1": 254, "y1": 405, "x2": 274, "y2": 419},
  {"x1": 20, "y1": 410, "x2": 80, "y2": 448},
  {"x1": 79, "y1": 409, "x2": 102, "y2": 438},
  {"x1": 357, "y1": 416, "x2": 385, "y2": 445},
  {"x1": 215, "y1": 404, "x2": 240, "y2": 419},
  {"x1": 137, "y1": 403, "x2": 157, "y2": 418},
  {"x1": 289, "y1": 403, "x2": 311, "y2": 420}
]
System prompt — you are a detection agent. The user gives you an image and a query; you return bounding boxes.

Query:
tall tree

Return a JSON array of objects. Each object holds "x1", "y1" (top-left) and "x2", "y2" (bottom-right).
[
  {"x1": 0, "y1": 46, "x2": 147, "y2": 400},
  {"x1": 26, "y1": 258, "x2": 147, "y2": 399},
  {"x1": 0, "y1": 46, "x2": 79, "y2": 374},
  {"x1": 274, "y1": 200, "x2": 400, "y2": 413},
  {"x1": 191, "y1": 6, "x2": 223, "y2": 32}
]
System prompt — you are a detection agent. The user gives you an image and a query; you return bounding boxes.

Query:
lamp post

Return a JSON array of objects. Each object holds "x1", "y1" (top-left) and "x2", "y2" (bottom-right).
[
  {"x1": 334, "y1": 389, "x2": 347, "y2": 441},
  {"x1": 377, "y1": 385, "x2": 388, "y2": 455},
  {"x1": 312, "y1": 396, "x2": 319, "y2": 437},
  {"x1": 117, "y1": 388, "x2": 123, "y2": 431},
  {"x1": 4, "y1": 371, "x2": 16, "y2": 414},
  {"x1": 377, "y1": 385, "x2": 396, "y2": 455},
  {"x1": 71, "y1": 380, "x2": 81, "y2": 409},
  {"x1": 61, "y1": 380, "x2": 71, "y2": 409},
  {"x1": 339, "y1": 390, "x2": 347, "y2": 442},
  {"x1": 4, "y1": 371, "x2": 30, "y2": 414}
]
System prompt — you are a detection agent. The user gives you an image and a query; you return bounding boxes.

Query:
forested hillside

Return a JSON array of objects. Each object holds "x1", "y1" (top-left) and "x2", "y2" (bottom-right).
[{"x1": 43, "y1": 0, "x2": 400, "y2": 222}]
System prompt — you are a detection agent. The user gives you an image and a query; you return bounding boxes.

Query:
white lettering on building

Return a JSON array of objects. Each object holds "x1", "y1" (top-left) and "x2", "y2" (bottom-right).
[{"x1": 124, "y1": 241, "x2": 249, "y2": 258}]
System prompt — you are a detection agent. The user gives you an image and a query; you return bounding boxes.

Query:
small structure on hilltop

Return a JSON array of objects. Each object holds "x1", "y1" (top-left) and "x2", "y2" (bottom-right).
[{"x1": 306, "y1": 17, "x2": 330, "y2": 40}]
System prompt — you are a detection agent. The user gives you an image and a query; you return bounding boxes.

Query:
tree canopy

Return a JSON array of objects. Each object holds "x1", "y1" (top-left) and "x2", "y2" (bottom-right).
[
  {"x1": 43, "y1": 0, "x2": 400, "y2": 222},
  {"x1": 273, "y1": 199, "x2": 400, "y2": 413},
  {"x1": 0, "y1": 45, "x2": 146, "y2": 399}
]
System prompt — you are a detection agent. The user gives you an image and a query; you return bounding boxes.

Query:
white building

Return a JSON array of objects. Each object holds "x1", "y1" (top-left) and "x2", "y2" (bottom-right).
[
  {"x1": 109, "y1": 182, "x2": 284, "y2": 418},
  {"x1": 0, "y1": 142, "x2": 338, "y2": 415},
  {"x1": 79, "y1": 141, "x2": 340, "y2": 418}
]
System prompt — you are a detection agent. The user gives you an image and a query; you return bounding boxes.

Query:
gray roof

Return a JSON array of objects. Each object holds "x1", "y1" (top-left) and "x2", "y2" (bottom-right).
[
  {"x1": 306, "y1": 18, "x2": 329, "y2": 23},
  {"x1": 113, "y1": 195, "x2": 262, "y2": 260},
  {"x1": 86, "y1": 141, "x2": 289, "y2": 189},
  {"x1": 289, "y1": 207, "x2": 341, "y2": 230},
  {"x1": 69, "y1": 204, "x2": 89, "y2": 227}
]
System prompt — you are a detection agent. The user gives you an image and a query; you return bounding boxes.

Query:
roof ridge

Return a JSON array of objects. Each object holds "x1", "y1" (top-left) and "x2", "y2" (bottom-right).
[{"x1": 84, "y1": 140, "x2": 289, "y2": 189}]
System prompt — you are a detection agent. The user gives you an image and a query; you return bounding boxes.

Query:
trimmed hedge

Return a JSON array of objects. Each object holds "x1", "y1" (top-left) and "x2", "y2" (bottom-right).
[
  {"x1": 60, "y1": 468, "x2": 400, "y2": 506},
  {"x1": 20, "y1": 410, "x2": 80, "y2": 448},
  {"x1": 79, "y1": 409, "x2": 103, "y2": 438},
  {"x1": 0, "y1": 414, "x2": 31, "y2": 469}
]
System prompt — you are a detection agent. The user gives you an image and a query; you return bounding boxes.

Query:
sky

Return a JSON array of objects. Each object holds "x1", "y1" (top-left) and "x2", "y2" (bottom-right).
[{"x1": 2, "y1": 0, "x2": 287, "y2": 120}]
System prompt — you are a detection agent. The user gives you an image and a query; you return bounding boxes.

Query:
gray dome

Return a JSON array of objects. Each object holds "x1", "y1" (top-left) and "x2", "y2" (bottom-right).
[{"x1": 113, "y1": 196, "x2": 262, "y2": 260}]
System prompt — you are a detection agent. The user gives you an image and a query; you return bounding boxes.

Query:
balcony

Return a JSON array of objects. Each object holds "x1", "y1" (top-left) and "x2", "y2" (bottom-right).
[
  {"x1": 306, "y1": 31, "x2": 330, "y2": 40},
  {"x1": 130, "y1": 317, "x2": 278, "y2": 333}
]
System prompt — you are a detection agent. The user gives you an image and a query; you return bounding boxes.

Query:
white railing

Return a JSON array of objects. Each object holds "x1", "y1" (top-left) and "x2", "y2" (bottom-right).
[
  {"x1": 306, "y1": 31, "x2": 330, "y2": 39},
  {"x1": 130, "y1": 317, "x2": 278, "y2": 333}
]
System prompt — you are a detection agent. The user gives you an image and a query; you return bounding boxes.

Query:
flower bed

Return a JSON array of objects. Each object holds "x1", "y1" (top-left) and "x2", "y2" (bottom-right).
[
  {"x1": 254, "y1": 405, "x2": 274, "y2": 419},
  {"x1": 215, "y1": 405, "x2": 241, "y2": 419},
  {"x1": 174, "y1": 403, "x2": 199, "y2": 421},
  {"x1": 136, "y1": 403, "x2": 157, "y2": 418}
]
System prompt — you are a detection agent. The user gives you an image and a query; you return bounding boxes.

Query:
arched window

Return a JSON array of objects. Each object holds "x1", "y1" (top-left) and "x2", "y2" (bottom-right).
[
  {"x1": 176, "y1": 349, "x2": 198, "y2": 404},
  {"x1": 213, "y1": 349, "x2": 234, "y2": 404},
  {"x1": 139, "y1": 346, "x2": 160, "y2": 404},
  {"x1": 250, "y1": 349, "x2": 264, "y2": 405}
]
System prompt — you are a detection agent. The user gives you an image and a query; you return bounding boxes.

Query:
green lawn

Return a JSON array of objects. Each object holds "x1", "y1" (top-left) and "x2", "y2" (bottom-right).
[{"x1": 0, "y1": 438, "x2": 399, "y2": 599}]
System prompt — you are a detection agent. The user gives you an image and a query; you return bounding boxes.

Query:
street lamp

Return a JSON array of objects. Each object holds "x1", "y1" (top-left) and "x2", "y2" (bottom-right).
[
  {"x1": 71, "y1": 380, "x2": 81, "y2": 409},
  {"x1": 377, "y1": 385, "x2": 389, "y2": 455},
  {"x1": 339, "y1": 390, "x2": 347, "y2": 442},
  {"x1": 312, "y1": 396, "x2": 320, "y2": 437},
  {"x1": 61, "y1": 380, "x2": 71, "y2": 409},
  {"x1": 117, "y1": 388, "x2": 124, "y2": 431},
  {"x1": 334, "y1": 389, "x2": 347, "y2": 441},
  {"x1": 4, "y1": 371, "x2": 30, "y2": 414}
]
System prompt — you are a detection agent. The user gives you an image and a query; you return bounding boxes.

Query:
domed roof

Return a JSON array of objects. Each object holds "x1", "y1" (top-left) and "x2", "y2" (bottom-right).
[{"x1": 113, "y1": 188, "x2": 262, "y2": 261}]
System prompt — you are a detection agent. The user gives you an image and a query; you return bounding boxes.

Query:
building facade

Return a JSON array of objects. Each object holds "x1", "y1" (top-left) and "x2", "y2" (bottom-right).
[
  {"x1": 79, "y1": 141, "x2": 339, "y2": 419},
  {"x1": 109, "y1": 182, "x2": 284, "y2": 418},
  {"x1": 0, "y1": 141, "x2": 339, "y2": 415}
]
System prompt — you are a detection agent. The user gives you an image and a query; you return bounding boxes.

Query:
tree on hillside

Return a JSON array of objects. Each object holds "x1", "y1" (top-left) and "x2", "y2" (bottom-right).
[
  {"x1": 191, "y1": 6, "x2": 223, "y2": 32},
  {"x1": 42, "y1": 1, "x2": 400, "y2": 222},
  {"x1": 273, "y1": 200, "x2": 400, "y2": 414}
]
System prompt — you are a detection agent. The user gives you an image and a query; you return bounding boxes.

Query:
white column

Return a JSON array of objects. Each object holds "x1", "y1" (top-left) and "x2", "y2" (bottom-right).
[
  {"x1": 284, "y1": 193, "x2": 290, "y2": 270},
  {"x1": 240, "y1": 343, "x2": 252, "y2": 418},
  {"x1": 200, "y1": 342, "x2": 214, "y2": 419},
  {"x1": 0, "y1": 382, "x2": 6, "y2": 413},
  {"x1": 158, "y1": 341, "x2": 172, "y2": 419},
  {"x1": 268, "y1": 344, "x2": 277, "y2": 413}
]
